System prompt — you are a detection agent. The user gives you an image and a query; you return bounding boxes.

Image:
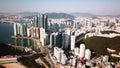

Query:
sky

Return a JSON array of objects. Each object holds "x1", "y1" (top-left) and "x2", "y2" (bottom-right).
[{"x1": 0, "y1": 0, "x2": 120, "y2": 15}]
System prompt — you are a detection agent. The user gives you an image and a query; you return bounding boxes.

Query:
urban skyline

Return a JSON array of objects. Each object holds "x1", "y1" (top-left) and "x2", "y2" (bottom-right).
[
  {"x1": 0, "y1": 0, "x2": 120, "y2": 68},
  {"x1": 0, "y1": 0, "x2": 120, "y2": 15}
]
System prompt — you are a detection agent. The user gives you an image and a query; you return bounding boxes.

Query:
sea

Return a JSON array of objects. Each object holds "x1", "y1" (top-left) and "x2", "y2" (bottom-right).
[{"x1": 0, "y1": 22, "x2": 34, "y2": 48}]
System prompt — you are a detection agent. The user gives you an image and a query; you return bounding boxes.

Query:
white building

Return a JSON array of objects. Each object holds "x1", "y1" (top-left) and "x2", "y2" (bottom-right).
[
  {"x1": 27, "y1": 27, "x2": 31, "y2": 37},
  {"x1": 85, "y1": 33, "x2": 95, "y2": 39},
  {"x1": 13, "y1": 23, "x2": 21, "y2": 36},
  {"x1": 74, "y1": 47, "x2": 80, "y2": 56},
  {"x1": 54, "y1": 47, "x2": 64, "y2": 62},
  {"x1": 13, "y1": 23, "x2": 17, "y2": 36},
  {"x1": 61, "y1": 53, "x2": 67, "y2": 65},
  {"x1": 71, "y1": 35, "x2": 76, "y2": 50},
  {"x1": 85, "y1": 49, "x2": 91, "y2": 61},
  {"x1": 40, "y1": 33, "x2": 48, "y2": 46},
  {"x1": 79, "y1": 44, "x2": 85, "y2": 58},
  {"x1": 102, "y1": 55, "x2": 109, "y2": 62},
  {"x1": 40, "y1": 28, "x2": 49, "y2": 46}
]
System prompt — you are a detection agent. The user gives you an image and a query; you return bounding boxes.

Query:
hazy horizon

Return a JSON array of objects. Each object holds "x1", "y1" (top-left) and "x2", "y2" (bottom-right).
[{"x1": 0, "y1": 0, "x2": 120, "y2": 15}]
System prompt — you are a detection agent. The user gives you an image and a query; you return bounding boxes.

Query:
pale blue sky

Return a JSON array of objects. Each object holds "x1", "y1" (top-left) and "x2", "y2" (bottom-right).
[{"x1": 0, "y1": 0, "x2": 120, "y2": 15}]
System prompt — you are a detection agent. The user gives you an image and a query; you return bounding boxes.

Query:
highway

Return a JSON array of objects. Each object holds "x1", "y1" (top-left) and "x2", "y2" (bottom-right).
[
  {"x1": 75, "y1": 34, "x2": 85, "y2": 43},
  {"x1": 0, "y1": 58, "x2": 18, "y2": 64}
]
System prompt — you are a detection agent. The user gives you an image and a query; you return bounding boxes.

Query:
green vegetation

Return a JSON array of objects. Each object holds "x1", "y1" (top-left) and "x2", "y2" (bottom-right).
[
  {"x1": 0, "y1": 43, "x2": 30, "y2": 56},
  {"x1": 85, "y1": 36, "x2": 120, "y2": 62}
]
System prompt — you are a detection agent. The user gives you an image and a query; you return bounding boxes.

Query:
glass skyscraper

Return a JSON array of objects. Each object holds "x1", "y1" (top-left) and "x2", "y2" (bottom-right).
[{"x1": 33, "y1": 14, "x2": 48, "y2": 32}]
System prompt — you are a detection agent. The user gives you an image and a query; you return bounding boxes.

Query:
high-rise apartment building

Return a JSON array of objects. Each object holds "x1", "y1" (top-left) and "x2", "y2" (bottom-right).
[{"x1": 33, "y1": 14, "x2": 48, "y2": 32}]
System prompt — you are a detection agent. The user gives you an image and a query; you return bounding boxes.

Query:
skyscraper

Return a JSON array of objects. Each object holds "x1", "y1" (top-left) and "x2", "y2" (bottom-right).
[
  {"x1": 56, "y1": 32, "x2": 62, "y2": 48},
  {"x1": 13, "y1": 23, "x2": 17, "y2": 36},
  {"x1": 50, "y1": 33, "x2": 55, "y2": 53},
  {"x1": 79, "y1": 44, "x2": 85, "y2": 58},
  {"x1": 71, "y1": 35, "x2": 76, "y2": 50},
  {"x1": 33, "y1": 14, "x2": 48, "y2": 32},
  {"x1": 33, "y1": 16, "x2": 38, "y2": 27},
  {"x1": 62, "y1": 29, "x2": 71, "y2": 50},
  {"x1": 20, "y1": 24, "x2": 27, "y2": 37},
  {"x1": 32, "y1": 14, "x2": 48, "y2": 39},
  {"x1": 43, "y1": 15, "x2": 48, "y2": 32},
  {"x1": 50, "y1": 32, "x2": 58, "y2": 53},
  {"x1": 14, "y1": 23, "x2": 20, "y2": 36},
  {"x1": 38, "y1": 14, "x2": 48, "y2": 32}
]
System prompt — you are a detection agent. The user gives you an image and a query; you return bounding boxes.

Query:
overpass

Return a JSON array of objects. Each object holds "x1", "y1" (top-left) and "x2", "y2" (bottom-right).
[{"x1": 75, "y1": 34, "x2": 85, "y2": 43}]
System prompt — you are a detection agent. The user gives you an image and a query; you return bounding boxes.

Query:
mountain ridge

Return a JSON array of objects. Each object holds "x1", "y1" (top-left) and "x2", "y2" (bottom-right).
[{"x1": 1, "y1": 12, "x2": 120, "y2": 18}]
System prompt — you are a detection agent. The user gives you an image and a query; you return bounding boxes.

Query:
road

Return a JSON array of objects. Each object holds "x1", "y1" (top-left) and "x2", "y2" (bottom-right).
[{"x1": 0, "y1": 58, "x2": 18, "y2": 64}]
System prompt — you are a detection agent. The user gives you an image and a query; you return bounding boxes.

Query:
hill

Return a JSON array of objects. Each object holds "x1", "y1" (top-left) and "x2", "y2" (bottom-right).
[
  {"x1": 17, "y1": 12, "x2": 40, "y2": 16},
  {"x1": 45, "y1": 13, "x2": 75, "y2": 19},
  {"x1": 16, "y1": 12, "x2": 75, "y2": 19},
  {"x1": 70, "y1": 12, "x2": 96, "y2": 17},
  {"x1": 0, "y1": 43, "x2": 30, "y2": 56},
  {"x1": 84, "y1": 36, "x2": 120, "y2": 62}
]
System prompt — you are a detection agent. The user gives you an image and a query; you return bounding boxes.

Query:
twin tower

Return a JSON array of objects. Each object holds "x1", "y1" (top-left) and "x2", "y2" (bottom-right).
[{"x1": 33, "y1": 14, "x2": 48, "y2": 32}]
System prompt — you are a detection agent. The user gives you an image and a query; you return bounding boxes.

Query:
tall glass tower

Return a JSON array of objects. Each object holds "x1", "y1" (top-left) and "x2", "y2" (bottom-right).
[
  {"x1": 38, "y1": 14, "x2": 48, "y2": 32},
  {"x1": 33, "y1": 16, "x2": 38, "y2": 27}
]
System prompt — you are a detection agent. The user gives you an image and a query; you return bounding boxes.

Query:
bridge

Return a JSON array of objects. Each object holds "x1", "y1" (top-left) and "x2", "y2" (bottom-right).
[{"x1": 0, "y1": 20, "x2": 17, "y2": 24}]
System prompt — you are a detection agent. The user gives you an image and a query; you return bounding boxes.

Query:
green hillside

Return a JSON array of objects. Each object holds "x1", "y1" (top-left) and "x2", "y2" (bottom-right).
[
  {"x1": 0, "y1": 43, "x2": 30, "y2": 56},
  {"x1": 85, "y1": 36, "x2": 120, "y2": 61}
]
